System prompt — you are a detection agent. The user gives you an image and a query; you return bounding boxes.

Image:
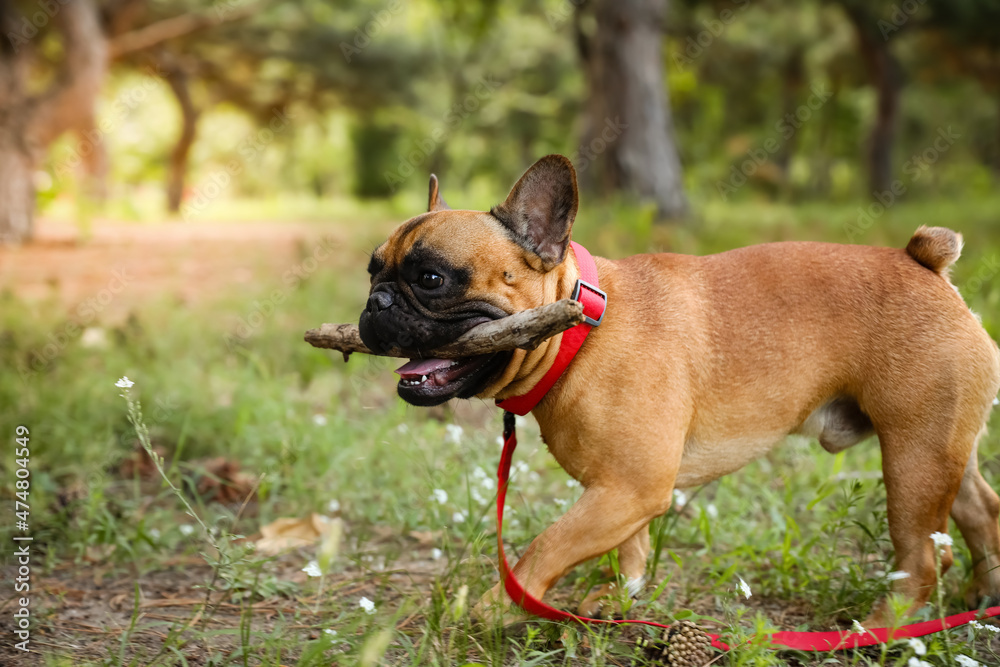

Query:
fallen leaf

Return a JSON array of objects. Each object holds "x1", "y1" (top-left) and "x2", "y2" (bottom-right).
[
  {"x1": 255, "y1": 513, "x2": 337, "y2": 555},
  {"x1": 118, "y1": 441, "x2": 166, "y2": 480},
  {"x1": 408, "y1": 530, "x2": 442, "y2": 545},
  {"x1": 84, "y1": 544, "x2": 116, "y2": 563},
  {"x1": 191, "y1": 456, "x2": 257, "y2": 504}
]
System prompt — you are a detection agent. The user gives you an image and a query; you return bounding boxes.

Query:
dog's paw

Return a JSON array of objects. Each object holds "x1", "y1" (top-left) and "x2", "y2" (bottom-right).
[
  {"x1": 471, "y1": 583, "x2": 534, "y2": 629},
  {"x1": 577, "y1": 584, "x2": 618, "y2": 619},
  {"x1": 965, "y1": 587, "x2": 1000, "y2": 612},
  {"x1": 578, "y1": 578, "x2": 643, "y2": 619}
]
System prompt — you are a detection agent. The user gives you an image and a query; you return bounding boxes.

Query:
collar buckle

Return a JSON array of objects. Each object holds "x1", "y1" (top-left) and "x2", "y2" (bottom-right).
[{"x1": 570, "y1": 279, "x2": 607, "y2": 327}]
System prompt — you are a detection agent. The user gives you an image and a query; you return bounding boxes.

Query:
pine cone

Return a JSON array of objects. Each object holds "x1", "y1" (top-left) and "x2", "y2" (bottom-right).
[{"x1": 636, "y1": 620, "x2": 713, "y2": 667}]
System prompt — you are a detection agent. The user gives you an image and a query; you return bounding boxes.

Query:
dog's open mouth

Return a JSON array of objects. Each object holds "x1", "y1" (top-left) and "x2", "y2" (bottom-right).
[{"x1": 395, "y1": 354, "x2": 503, "y2": 406}]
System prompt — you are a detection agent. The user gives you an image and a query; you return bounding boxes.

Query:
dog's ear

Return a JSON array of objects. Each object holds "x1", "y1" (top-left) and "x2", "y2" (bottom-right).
[
  {"x1": 427, "y1": 174, "x2": 450, "y2": 212},
  {"x1": 491, "y1": 154, "x2": 579, "y2": 271}
]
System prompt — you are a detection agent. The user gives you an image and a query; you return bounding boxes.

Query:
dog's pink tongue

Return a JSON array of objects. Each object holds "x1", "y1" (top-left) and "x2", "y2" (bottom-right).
[{"x1": 395, "y1": 358, "x2": 453, "y2": 377}]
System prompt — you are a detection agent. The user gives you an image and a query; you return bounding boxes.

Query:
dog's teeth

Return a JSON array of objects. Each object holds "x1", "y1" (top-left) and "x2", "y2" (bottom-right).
[{"x1": 421, "y1": 375, "x2": 427, "y2": 382}]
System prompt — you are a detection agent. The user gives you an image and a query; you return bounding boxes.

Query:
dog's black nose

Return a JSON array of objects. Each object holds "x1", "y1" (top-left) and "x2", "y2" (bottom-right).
[{"x1": 367, "y1": 291, "x2": 393, "y2": 314}]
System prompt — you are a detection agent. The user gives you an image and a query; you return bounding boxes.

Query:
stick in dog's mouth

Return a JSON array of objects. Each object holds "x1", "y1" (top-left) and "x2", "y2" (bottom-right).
[{"x1": 303, "y1": 298, "x2": 585, "y2": 360}]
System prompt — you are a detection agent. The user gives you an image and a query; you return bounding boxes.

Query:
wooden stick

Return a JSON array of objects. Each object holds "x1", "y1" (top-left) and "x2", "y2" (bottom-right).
[{"x1": 304, "y1": 299, "x2": 585, "y2": 360}]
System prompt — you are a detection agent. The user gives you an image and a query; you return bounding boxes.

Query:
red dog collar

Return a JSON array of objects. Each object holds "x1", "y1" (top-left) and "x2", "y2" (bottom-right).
[
  {"x1": 489, "y1": 241, "x2": 1000, "y2": 651},
  {"x1": 495, "y1": 241, "x2": 606, "y2": 416}
]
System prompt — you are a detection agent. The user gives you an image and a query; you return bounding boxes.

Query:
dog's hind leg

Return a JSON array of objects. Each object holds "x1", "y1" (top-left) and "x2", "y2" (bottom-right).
[
  {"x1": 950, "y1": 431, "x2": 1000, "y2": 607},
  {"x1": 577, "y1": 525, "x2": 651, "y2": 618},
  {"x1": 866, "y1": 421, "x2": 968, "y2": 626}
]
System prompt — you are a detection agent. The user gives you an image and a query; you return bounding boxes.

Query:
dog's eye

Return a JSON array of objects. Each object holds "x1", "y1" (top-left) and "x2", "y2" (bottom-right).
[{"x1": 418, "y1": 272, "x2": 444, "y2": 289}]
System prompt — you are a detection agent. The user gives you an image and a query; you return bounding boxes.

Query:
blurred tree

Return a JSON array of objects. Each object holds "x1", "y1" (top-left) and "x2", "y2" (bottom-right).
[
  {"x1": 0, "y1": 0, "x2": 260, "y2": 242},
  {"x1": 576, "y1": 0, "x2": 689, "y2": 221},
  {"x1": 0, "y1": 0, "x2": 106, "y2": 243},
  {"x1": 115, "y1": 0, "x2": 426, "y2": 207},
  {"x1": 829, "y1": 0, "x2": 905, "y2": 196},
  {"x1": 923, "y1": 0, "x2": 1000, "y2": 177}
]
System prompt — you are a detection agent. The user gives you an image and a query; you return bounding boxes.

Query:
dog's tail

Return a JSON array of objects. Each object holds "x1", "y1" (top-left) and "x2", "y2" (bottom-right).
[{"x1": 905, "y1": 226, "x2": 963, "y2": 275}]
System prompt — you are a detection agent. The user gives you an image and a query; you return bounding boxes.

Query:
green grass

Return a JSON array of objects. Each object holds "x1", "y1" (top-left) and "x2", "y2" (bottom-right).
[{"x1": 3, "y1": 194, "x2": 1000, "y2": 665}]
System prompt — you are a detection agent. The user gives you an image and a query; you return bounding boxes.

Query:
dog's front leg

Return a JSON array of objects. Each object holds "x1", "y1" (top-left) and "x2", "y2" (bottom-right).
[
  {"x1": 475, "y1": 483, "x2": 671, "y2": 624},
  {"x1": 576, "y1": 527, "x2": 651, "y2": 618}
]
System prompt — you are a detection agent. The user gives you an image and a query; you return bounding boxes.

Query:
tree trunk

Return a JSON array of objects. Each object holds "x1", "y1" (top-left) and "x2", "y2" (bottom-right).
[
  {"x1": 0, "y1": 0, "x2": 107, "y2": 243},
  {"x1": 0, "y1": 129, "x2": 35, "y2": 244},
  {"x1": 163, "y1": 62, "x2": 199, "y2": 213},
  {"x1": 776, "y1": 48, "x2": 805, "y2": 179},
  {"x1": 582, "y1": 0, "x2": 688, "y2": 221},
  {"x1": 843, "y1": 4, "x2": 903, "y2": 196}
]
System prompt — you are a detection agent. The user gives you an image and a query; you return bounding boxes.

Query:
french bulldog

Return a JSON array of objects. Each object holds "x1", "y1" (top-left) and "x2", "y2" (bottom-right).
[{"x1": 358, "y1": 154, "x2": 1000, "y2": 625}]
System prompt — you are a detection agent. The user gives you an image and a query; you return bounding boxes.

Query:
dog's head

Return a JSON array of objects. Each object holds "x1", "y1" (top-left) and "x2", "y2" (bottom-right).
[{"x1": 359, "y1": 155, "x2": 580, "y2": 406}]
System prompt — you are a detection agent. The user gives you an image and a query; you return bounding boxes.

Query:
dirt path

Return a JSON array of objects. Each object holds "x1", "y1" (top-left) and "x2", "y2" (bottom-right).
[{"x1": 0, "y1": 219, "x2": 345, "y2": 321}]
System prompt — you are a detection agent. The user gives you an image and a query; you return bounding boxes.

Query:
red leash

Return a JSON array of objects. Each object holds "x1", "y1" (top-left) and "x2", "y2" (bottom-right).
[{"x1": 491, "y1": 241, "x2": 1000, "y2": 652}]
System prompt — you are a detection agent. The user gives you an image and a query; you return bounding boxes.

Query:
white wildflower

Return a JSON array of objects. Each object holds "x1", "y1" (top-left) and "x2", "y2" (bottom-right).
[
  {"x1": 908, "y1": 659, "x2": 932, "y2": 667},
  {"x1": 994, "y1": 397, "x2": 999, "y2": 406},
  {"x1": 444, "y1": 424, "x2": 463, "y2": 444},
  {"x1": 179, "y1": 524, "x2": 195, "y2": 536},
  {"x1": 851, "y1": 620, "x2": 865, "y2": 634},
  {"x1": 312, "y1": 414, "x2": 328, "y2": 426},
  {"x1": 396, "y1": 423, "x2": 409, "y2": 433},
  {"x1": 737, "y1": 576, "x2": 752, "y2": 599},
  {"x1": 452, "y1": 511, "x2": 465, "y2": 524},
  {"x1": 930, "y1": 531, "x2": 953, "y2": 548},
  {"x1": 971, "y1": 620, "x2": 1000, "y2": 633},
  {"x1": 431, "y1": 548, "x2": 443, "y2": 560},
  {"x1": 359, "y1": 596, "x2": 376, "y2": 614},
  {"x1": 887, "y1": 570, "x2": 911, "y2": 581},
  {"x1": 115, "y1": 376, "x2": 134, "y2": 389},
  {"x1": 554, "y1": 498, "x2": 568, "y2": 509},
  {"x1": 327, "y1": 499, "x2": 341, "y2": 513},
  {"x1": 955, "y1": 656, "x2": 981, "y2": 667},
  {"x1": 430, "y1": 489, "x2": 448, "y2": 504},
  {"x1": 706, "y1": 503, "x2": 719, "y2": 520},
  {"x1": 566, "y1": 479, "x2": 580, "y2": 488},
  {"x1": 324, "y1": 629, "x2": 337, "y2": 636},
  {"x1": 673, "y1": 489, "x2": 688, "y2": 507},
  {"x1": 496, "y1": 436, "x2": 504, "y2": 446},
  {"x1": 907, "y1": 637, "x2": 926, "y2": 655},
  {"x1": 148, "y1": 528, "x2": 161, "y2": 540},
  {"x1": 302, "y1": 560, "x2": 323, "y2": 577}
]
